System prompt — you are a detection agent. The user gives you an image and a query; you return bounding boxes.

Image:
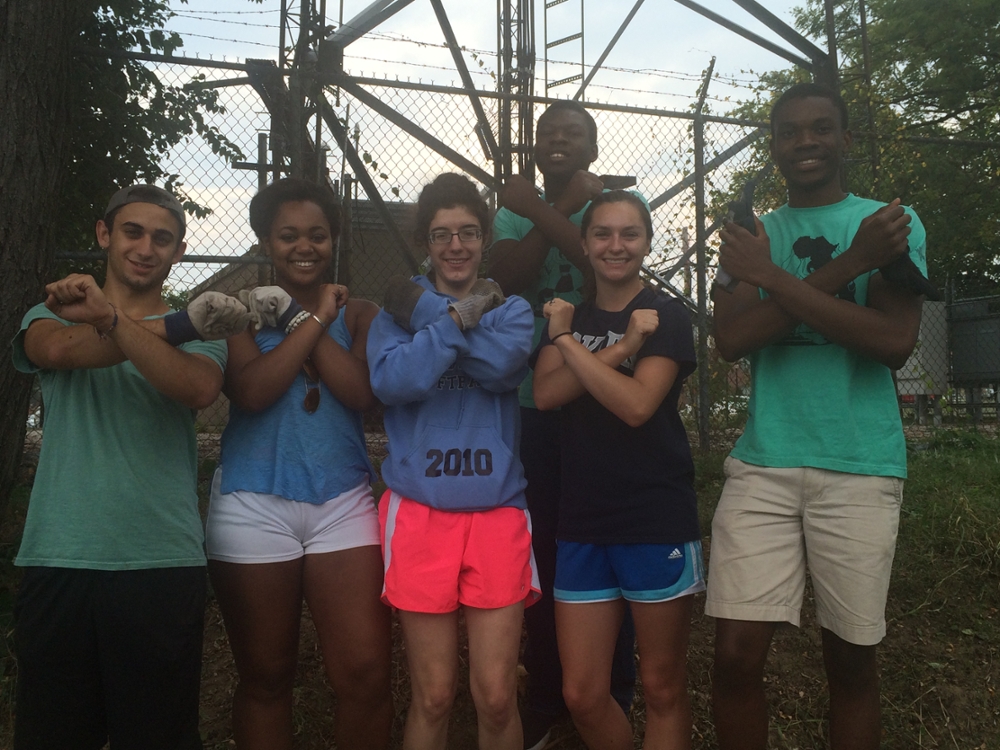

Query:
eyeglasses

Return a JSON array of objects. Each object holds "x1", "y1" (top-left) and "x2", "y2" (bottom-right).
[
  {"x1": 302, "y1": 359, "x2": 320, "y2": 414},
  {"x1": 427, "y1": 227, "x2": 483, "y2": 245}
]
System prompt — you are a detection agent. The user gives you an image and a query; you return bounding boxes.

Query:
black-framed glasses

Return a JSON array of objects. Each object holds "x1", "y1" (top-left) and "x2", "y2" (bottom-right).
[
  {"x1": 302, "y1": 358, "x2": 320, "y2": 414},
  {"x1": 427, "y1": 227, "x2": 482, "y2": 245}
]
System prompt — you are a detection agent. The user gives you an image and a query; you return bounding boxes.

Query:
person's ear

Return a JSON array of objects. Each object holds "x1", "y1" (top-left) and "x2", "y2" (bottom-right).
[{"x1": 96, "y1": 219, "x2": 111, "y2": 250}]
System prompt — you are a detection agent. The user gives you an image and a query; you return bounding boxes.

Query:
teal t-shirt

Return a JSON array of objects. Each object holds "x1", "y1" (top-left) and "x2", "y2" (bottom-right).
[
  {"x1": 492, "y1": 190, "x2": 648, "y2": 408},
  {"x1": 12, "y1": 304, "x2": 228, "y2": 570},
  {"x1": 730, "y1": 194, "x2": 927, "y2": 479}
]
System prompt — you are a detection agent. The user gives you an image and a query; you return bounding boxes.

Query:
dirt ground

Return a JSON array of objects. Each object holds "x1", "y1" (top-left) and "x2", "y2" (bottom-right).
[{"x1": 4, "y1": 429, "x2": 999, "y2": 749}]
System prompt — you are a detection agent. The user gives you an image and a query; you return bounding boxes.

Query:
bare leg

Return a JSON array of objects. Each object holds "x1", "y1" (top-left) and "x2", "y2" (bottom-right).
[
  {"x1": 821, "y1": 628, "x2": 881, "y2": 750},
  {"x1": 630, "y1": 596, "x2": 694, "y2": 750},
  {"x1": 712, "y1": 618, "x2": 779, "y2": 750},
  {"x1": 208, "y1": 559, "x2": 303, "y2": 750},
  {"x1": 465, "y1": 603, "x2": 525, "y2": 750},
  {"x1": 303, "y1": 545, "x2": 393, "y2": 750},
  {"x1": 557, "y1": 599, "x2": 632, "y2": 749},
  {"x1": 398, "y1": 610, "x2": 460, "y2": 750}
]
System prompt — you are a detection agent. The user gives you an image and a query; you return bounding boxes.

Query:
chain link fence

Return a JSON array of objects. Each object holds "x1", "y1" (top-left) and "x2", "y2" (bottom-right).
[{"x1": 37, "y1": 58, "x2": 999, "y2": 464}]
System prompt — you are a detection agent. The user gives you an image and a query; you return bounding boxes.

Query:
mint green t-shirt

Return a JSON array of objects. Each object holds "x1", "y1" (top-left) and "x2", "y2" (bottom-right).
[
  {"x1": 492, "y1": 191, "x2": 648, "y2": 408},
  {"x1": 730, "y1": 194, "x2": 927, "y2": 479},
  {"x1": 12, "y1": 304, "x2": 228, "y2": 570}
]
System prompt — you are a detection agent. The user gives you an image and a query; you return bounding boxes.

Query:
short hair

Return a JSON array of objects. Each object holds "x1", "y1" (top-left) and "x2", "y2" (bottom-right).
[
  {"x1": 580, "y1": 190, "x2": 653, "y2": 242},
  {"x1": 248, "y1": 178, "x2": 342, "y2": 240},
  {"x1": 770, "y1": 82, "x2": 849, "y2": 136},
  {"x1": 537, "y1": 100, "x2": 598, "y2": 145},
  {"x1": 104, "y1": 184, "x2": 187, "y2": 243},
  {"x1": 413, "y1": 173, "x2": 491, "y2": 247}
]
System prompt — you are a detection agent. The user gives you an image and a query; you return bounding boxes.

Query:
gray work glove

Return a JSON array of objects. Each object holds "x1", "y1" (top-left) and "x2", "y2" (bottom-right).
[
  {"x1": 163, "y1": 292, "x2": 250, "y2": 345},
  {"x1": 448, "y1": 279, "x2": 506, "y2": 330},
  {"x1": 238, "y1": 286, "x2": 303, "y2": 330},
  {"x1": 187, "y1": 292, "x2": 252, "y2": 339},
  {"x1": 383, "y1": 275, "x2": 428, "y2": 332}
]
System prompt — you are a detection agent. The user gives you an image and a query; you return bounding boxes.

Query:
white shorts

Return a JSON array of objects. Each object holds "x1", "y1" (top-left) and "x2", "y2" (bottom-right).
[
  {"x1": 206, "y1": 469, "x2": 380, "y2": 563},
  {"x1": 705, "y1": 457, "x2": 903, "y2": 646}
]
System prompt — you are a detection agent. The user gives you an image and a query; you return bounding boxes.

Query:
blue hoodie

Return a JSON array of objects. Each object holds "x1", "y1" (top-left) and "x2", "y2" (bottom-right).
[{"x1": 367, "y1": 276, "x2": 533, "y2": 512}]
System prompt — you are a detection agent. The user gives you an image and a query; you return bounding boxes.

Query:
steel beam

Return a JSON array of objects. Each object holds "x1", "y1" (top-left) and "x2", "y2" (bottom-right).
[
  {"x1": 332, "y1": 76, "x2": 495, "y2": 188},
  {"x1": 671, "y1": 0, "x2": 814, "y2": 71},
  {"x1": 429, "y1": 0, "x2": 499, "y2": 164},
  {"x1": 572, "y1": 0, "x2": 646, "y2": 101},
  {"x1": 318, "y1": 94, "x2": 419, "y2": 274},
  {"x1": 325, "y1": 0, "x2": 417, "y2": 48}
]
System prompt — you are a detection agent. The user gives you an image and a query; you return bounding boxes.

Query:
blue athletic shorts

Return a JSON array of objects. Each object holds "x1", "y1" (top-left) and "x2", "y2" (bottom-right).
[{"x1": 554, "y1": 540, "x2": 706, "y2": 604}]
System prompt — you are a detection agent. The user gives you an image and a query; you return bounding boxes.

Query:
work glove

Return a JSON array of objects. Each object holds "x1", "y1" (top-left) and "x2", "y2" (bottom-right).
[
  {"x1": 164, "y1": 292, "x2": 251, "y2": 345},
  {"x1": 448, "y1": 279, "x2": 506, "y2": 330},
  {"x1": 383, "y1": 276, "x2": 428, "y2": 332},
  {"x1": 239, "y1": 286, "x2": 305, "y2": 331}
]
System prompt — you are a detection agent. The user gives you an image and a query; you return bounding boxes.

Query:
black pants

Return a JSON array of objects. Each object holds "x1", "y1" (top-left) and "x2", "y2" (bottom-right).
[
  {"x1": 14, "y1": 566, "x2": 207, "y2": 750},
  {"x1": 520, "y1": 407, "x2": 636, "y2": 716}
]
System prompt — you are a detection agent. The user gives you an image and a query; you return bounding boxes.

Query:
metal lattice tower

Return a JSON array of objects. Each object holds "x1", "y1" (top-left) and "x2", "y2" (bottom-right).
[
  {"x1": 544, "y1": 0, "x2": 584, "y2": 98},
  {"x1": 497, "y1": 0, "x2": 535, "y2": 181}
]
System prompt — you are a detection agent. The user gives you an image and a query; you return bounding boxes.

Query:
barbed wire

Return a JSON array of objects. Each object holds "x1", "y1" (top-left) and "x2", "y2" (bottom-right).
[{"x1": 165, "y1": 15, "x2": 761, "y2": 92}]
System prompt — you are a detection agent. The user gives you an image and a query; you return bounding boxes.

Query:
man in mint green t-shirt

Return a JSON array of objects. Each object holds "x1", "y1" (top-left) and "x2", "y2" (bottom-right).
[
  {"x1": 10, "y1": 185, "x2": 230, "y2": 749},
  {"x1": 490, "y1": 101, "x2": 638, "y2": 749},
  {"x1": 705, "y1": 84, "x2": 928, "y2": 750}
]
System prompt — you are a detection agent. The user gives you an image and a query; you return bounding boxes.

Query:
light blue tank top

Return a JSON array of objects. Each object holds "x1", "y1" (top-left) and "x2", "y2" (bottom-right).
[{"x1": 220, "y1": 314, "x2": 374, "y2": 503}]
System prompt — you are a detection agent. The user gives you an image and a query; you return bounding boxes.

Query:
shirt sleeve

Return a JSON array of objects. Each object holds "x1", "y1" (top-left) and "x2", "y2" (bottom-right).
[
  {"x1": 491, "y1": 206, "x2": 527, "y2": 243},
  {"x1": 459, "y1": 296, "x2": 533, "y2": 392},
  {"x1": 636, "y1": 296, "x2": 697, "y2": 381},
  {"x1": 367, "y1": 308, "x2": 471, "y2": 405},
  {"x1": 11, "y1": 305, "x2": 64, "y2": 374},
  {"x1": 903, "y1": 206, "x2": 928, "y2": 277}
]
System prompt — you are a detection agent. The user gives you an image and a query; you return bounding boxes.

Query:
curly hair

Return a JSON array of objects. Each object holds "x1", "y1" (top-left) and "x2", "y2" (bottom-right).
[
  {"x1": 412, "y1": 173, "x2": 491, "y2": 247},
  {"x1": 248, "y1": 178, "x2": 342, "y2": 240}
]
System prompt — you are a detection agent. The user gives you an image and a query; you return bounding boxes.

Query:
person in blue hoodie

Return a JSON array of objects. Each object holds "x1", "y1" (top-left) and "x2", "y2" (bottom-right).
[{"x1": 367, "y1": 172, "x2": 539, "y2": 750}]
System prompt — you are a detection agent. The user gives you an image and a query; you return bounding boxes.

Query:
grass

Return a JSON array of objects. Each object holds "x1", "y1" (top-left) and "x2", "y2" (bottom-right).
[{"x1": 1, "y1": 430, "x2": 998, "y2": 748}]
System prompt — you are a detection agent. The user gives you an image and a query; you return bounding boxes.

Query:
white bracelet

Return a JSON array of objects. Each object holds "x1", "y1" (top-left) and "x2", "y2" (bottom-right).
[{"x1": 285, "y1": 309, "x2": 311, "y2": 334}]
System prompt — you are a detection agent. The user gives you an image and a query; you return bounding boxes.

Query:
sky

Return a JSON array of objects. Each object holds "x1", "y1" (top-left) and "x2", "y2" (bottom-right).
[
  {"x1": 157, "y1": 0, "x2": 817, "y2": 284},
  {"x1": 164, "y1": 0, "x2": 814, "y2": 112}
]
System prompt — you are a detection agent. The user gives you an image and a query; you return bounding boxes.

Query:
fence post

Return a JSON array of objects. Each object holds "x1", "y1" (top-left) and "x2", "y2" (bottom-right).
[{"x1": 694, "y1": 59, "x2": 715, "y2": 453}]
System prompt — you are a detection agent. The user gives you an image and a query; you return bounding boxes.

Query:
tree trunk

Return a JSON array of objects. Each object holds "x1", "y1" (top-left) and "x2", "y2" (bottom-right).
[{"x1": 0, "y1": 1, "x2": 88, "y2": 512}]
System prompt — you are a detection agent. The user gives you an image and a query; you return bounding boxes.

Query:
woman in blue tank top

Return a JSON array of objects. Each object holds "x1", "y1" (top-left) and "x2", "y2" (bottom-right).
[{"x1": 206, "y1": 178, "x2": 391, "y2": 749}]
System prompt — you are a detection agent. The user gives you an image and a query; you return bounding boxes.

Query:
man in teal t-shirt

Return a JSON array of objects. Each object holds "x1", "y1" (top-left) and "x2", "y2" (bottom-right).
[
  {"x1": 490, "y1": 100, "x2": 638, "y2": 749},
  {"x1": 10, "y1": 185, "x2": 230, "y2": 749},
  {"x1": 705, "y1": 83, "x2": 927, "y2": 750}
]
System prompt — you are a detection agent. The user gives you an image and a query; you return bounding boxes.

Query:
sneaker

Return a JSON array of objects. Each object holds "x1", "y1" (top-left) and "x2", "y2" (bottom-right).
[{"x1": 521, "y1": 706, "x2": 556, "y2": 750}]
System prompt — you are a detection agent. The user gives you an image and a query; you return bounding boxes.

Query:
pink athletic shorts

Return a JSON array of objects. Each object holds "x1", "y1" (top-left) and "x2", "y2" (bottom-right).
[{"x1": 378, "y1": 490, "x2": 541, "y2": 613}]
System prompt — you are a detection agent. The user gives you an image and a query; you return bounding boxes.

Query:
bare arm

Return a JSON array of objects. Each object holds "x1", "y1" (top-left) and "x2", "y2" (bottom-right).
[
  {"x1": 225, "y1": 284, "x2": 350, "y2": 412},
  {"x1": 714, "y1": 200, "x2": 919, "y2": 367},
  {"x1": 532, "y1": 302, "x2": 674, "y2": 427},
  {"x1": 488, "y1": 172, "x2": 602, "y2": 294},
  {"x1": 311, "y1": 298, "x2": 380, "y2": 412},
  {"x1": 25, "y1": 274, "x2": 223, "y2": 409}
]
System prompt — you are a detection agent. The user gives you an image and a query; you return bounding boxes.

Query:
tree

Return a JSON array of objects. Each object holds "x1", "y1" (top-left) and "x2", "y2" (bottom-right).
[
  {"x1": 0, "y1": 0, "x2": 240, "y2": 513},
  {"x1": 716, "y1": 0, "x2": 1000, "y2": 297},
  {"x1": 796, "y1": 0, "x2": 999, "y2": 294}
]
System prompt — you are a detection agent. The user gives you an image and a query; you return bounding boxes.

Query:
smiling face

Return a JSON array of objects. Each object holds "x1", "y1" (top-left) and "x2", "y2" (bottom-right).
[
  {"x1": 264, "y1": 200, "x2": 333, "y2": 290},
  {"x1": 426, "y1": 206, "x2": 484, "y2": 298},
  {"x1": 770, "y1": 95, "x2": 852, "y2": 206},
  {"x1": 98, "y1": 202, "x2": 185, "y2": 294},
  {"x1": 583, "y1": 201, "x2": 650, "y2": 287},
  {"x1": 534, "y1": 107, "x2": 598, "y2": 181}
]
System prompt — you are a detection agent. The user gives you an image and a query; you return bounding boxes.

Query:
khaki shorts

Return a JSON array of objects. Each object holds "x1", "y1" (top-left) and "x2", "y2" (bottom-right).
[{"x1": 705, "y1": 457, "x2": 903, "y2": 646}]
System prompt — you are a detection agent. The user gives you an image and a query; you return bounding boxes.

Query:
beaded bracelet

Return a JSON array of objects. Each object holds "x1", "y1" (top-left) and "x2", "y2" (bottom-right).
[
  {"x1": 284, "y1": 309, "x2": 311, "y2": 334},
  {"x1": 96, "y1": 303, "x2": 119, "y2": 339}
]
